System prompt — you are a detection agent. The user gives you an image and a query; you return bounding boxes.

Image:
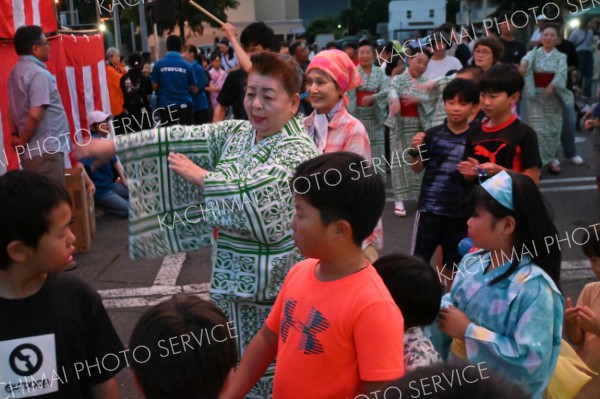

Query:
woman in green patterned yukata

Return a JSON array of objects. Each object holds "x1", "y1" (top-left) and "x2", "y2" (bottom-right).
[{"x1": 76, "y1": 52, "x2": 318, "y2": 398}]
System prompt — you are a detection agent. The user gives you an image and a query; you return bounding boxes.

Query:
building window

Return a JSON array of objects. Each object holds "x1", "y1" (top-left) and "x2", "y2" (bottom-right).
[
  {"x1": 407, "y1": 10, "x2": 412, "y2": 19},
  {"x1": 430, "y1": 9, "x2": 434, "y2": 17}
]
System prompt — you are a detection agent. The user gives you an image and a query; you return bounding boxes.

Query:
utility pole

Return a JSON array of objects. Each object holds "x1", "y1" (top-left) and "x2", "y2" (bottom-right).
[
  {"x1": 139, "y1": 1, "x2": 149, "y2": 52},
  {"x1": 114, "y1": 3, "x2": 121, "y2": 50}
]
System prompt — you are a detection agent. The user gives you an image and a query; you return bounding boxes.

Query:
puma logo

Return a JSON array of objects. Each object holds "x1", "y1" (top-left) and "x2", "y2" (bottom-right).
[{"x1": 474, "y1": 143, "x2": 506, "y2": 164}]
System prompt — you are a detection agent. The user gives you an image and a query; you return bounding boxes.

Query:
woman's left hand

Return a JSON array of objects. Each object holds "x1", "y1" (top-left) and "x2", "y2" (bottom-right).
[
  {"x1": 544, "y1": 84, "x2": 554, "y2": 98},
  {"x1": 577, "y1": 306, "x2": 600, "y2": 337},
  {"x1": 168, "y1": 152, "x2": 208, "y2": 187},
  {"x1": 438, "y1": 306, "x2": 471, "y2": 339}
]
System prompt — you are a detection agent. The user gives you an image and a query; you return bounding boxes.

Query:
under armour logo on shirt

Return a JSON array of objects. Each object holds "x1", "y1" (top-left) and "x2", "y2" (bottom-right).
[{"x1": 280, "y1": 298, "x2": 330, "y2": 355}]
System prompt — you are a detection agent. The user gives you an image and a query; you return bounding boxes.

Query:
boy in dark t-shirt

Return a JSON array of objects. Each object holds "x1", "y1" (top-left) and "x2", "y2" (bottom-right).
[
  {"x1": 0, "y1": 171, "x2": 124, "y2": 398},
  {"x1": 458, "y1": 64, "x2": 542, "y2": 185},
  {"x1": 410, "y1": 79, "x2": 480, "y2": 285}
]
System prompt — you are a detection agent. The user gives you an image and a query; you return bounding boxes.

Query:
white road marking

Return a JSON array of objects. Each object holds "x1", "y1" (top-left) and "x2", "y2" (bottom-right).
[
  {"x1": 101, "y1": 283, "x2": 211, "y2": 309},
  {"x1": 98, "y1": 252, "x2": 212, "y2": 309},
  {"x1": 540, "y1": 185, "x2": 597, "y2": 193},
  {"x1": 540, "y1": 177, "x2": 595, "y2": 184},
  {"x1": 153, "y1": 252, "x2": 186, "y2": 286}
]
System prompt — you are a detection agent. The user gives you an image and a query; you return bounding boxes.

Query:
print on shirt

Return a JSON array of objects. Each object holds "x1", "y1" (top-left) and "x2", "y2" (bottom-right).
[
  {"x1": 280, "y1": 298, "x2": 330, "y2": 355},
  {"x1": 473, "y1": 141, "x2": 507, "y2": 164},
  {"x1": 0, "y1": 334, "x2": 59, "y2": 397}
]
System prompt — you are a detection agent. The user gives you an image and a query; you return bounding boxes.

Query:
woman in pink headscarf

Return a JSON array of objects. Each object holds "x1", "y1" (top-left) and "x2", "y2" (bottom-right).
[{"x1": 303, "y1": 49, "x2": 383, "y2": 262}]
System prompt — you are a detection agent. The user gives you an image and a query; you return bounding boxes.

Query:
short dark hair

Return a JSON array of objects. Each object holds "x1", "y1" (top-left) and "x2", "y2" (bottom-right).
[
  {"x1": 443, "y1": 78, "x2": 480, "y2": 104},
  {"x1": 386, "y1": 362, "x2": 530, "y2": 399},
  {"x1": 345, "y1": 42, "x2": 358, "y2": 50},
  {"x1": 292, "y1": 152, "x2": 385, "y2": 246},
  {"x1": 582, "y1": 226, "x2": 600, "y2": 258},
  {"x1": 209, "y1": 51, "x2": 221, "y2": 62},
  {"x1": 240, "y1": 21, "x2": 274, "y2": 50},
  {"x1": 358, "y1": 39, "x2": 374, "y2": 51},
  {"x1": 373, "y1": 254, "x2": 442, "y2": 329},
  {"x1": 128, "y1": 52, "x2": 143, "y2": 68},
  {"x1": 326, "y1": 41, "x2": 339, "y2": 50},
  {"x1": 183, "y1": 44, "x2": 198, "y2": 58},
  {"x1": 457, "y1": 65, "x2": 484, "y2": 83},
  {"x1": 289, "y1": 40, "x2": 305, "y2": 56},
  {"x1": 541, "y1": 22, "x2": 561, "y2": 35},
  {"x1": 14, "y1": 25, "x2": 44, "y2": 56},
  {"x1": 249, "y1": 52, "x2": 303, "y2": 97},
  {"x1": 406, "y1": 45, "x2": 433, "y2": 59},
  {"x1": 0, "y1": 171, "x2": 71, "y2": 269},
  {"x1": 480, "y1": 63, "x2": 524, "y2": 95},
  {"x1": 166, "y1": 35, "x2": 182, "y2": 52},
  {"x1": 129, "y1": 295, "x2": 237, "y2": 399}
]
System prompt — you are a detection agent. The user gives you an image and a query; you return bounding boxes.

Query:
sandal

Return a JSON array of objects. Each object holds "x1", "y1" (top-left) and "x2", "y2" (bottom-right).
[{"x1": 394, "y1": 201, "x2": 407, "y2": 217}]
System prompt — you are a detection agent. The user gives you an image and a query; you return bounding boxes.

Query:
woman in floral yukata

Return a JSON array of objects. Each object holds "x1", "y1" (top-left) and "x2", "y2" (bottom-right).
[
  {"x1": 76, "y1": 52, "x2": 319, "y2": 398},
  {"x1": 303, "y1": 48, "x2": 383, "y2": 262}
]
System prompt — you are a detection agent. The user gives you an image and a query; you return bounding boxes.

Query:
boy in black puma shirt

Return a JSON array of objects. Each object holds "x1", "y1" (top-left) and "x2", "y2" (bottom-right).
[{"x1": 457, "y1": 64, "x2": 542, "y2": 184}]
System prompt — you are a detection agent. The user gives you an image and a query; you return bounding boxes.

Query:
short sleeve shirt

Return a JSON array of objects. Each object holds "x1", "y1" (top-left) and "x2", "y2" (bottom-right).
[
  {"x1": 266, "y1": 259, "x2": 405, "y2": 399},
  {"x1": 190, "y1": 61, "x2": 208, "y2": 112},
  {"x1": 217, "y1": 69, "x2": 248, "y2": 120},
  {"x1": 465, "y1": 115, "x2": 542, "y2": 175},
  {"x1": 419, "y1": 121, "x2": 471, "y2": 216},
  {"x1": 8, "y1": 56, "x2": 71, "y2": 159},
  {"x1": 0, "y1": 274, "x2": 125, "y2": 398},
  {"x1": 151, "y1": 52, "x2": 196, "y2": 108}
]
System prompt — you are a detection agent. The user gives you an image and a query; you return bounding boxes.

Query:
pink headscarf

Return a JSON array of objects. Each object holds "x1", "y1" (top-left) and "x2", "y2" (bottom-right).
[{"x1": 306, "y1": 49, "x2": 361, "y2": 106}]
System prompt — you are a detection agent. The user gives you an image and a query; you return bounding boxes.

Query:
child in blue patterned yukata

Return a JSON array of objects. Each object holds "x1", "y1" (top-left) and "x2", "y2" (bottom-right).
[{"x1": 437, "y1": 170, "x2": 564, "y2": 399}]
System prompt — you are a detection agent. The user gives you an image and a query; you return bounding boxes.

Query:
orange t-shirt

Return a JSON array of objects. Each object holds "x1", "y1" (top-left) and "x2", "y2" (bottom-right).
[{"x1": 266, "y1": 259, "x2": 405, "y2": 398}]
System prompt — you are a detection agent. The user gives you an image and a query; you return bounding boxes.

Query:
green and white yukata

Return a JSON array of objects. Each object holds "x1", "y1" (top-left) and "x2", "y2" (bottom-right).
[
  {"x1": 430, "y1": 74, "x2": 455, "y2": 128},
  {"x1": 115, "y1": 119, "x2": 319, "y2": 398},
  {"x1": 522, "y1": 47, "x2": 573, "y2": 166},
  {"x1": 387, "y1": 70, "x2": 436, "y2": 201},
  {"x1": 347, "y1": 65, "x2": 389, "y2": 160}
]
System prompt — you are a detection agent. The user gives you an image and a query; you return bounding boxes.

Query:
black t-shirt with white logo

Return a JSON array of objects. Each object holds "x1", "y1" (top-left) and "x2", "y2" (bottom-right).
[{"x1": 0, "y1": 274, "x2": 124, "y2": 398}]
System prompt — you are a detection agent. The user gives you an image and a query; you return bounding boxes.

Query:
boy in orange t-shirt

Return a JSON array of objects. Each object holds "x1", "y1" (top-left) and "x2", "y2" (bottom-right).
[{"x1": 220, "y1": 152, "x2": 405, "y2": 399}]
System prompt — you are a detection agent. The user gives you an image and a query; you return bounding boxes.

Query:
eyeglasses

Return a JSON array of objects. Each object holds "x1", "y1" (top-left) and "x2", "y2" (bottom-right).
[
  {"x1": 474, "y1": 49, "x2": 492, "y2": 55},
  {"x1": 34, "y1": 41, "x2": 51, "y2": 47}
]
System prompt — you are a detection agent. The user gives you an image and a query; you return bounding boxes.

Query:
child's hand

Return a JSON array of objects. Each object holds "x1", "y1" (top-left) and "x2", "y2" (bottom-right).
[
  {"x1": 479, "y1": 162, "x2": 505, "y2": 177},
  {"x1": 411, "y1": 132, "x2": 426, "y2": 149},
  {"x1": 457, "y1": 157, "x2": 480, "y2": 177},
  {"x1": 438, "y1": 306, "x2": 470, "y2": 339},
  {"x1": 577, "y1": 306, "x2": 600, "y2": 337},
  {"x1": 584, "y1": 119, "x2": 596, "y2": 130},
  {"x1": 564, "y1": 297, "x2": 580, "y2": 327}
]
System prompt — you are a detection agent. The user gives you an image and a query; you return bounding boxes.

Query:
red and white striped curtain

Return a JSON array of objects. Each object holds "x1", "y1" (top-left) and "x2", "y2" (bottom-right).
[
  {"x1": 0, "y1": 0, "x2": 58, "y2": 39},
  {"x1": 0, "y1": 34, "x2": 109, "y2": 173}
]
